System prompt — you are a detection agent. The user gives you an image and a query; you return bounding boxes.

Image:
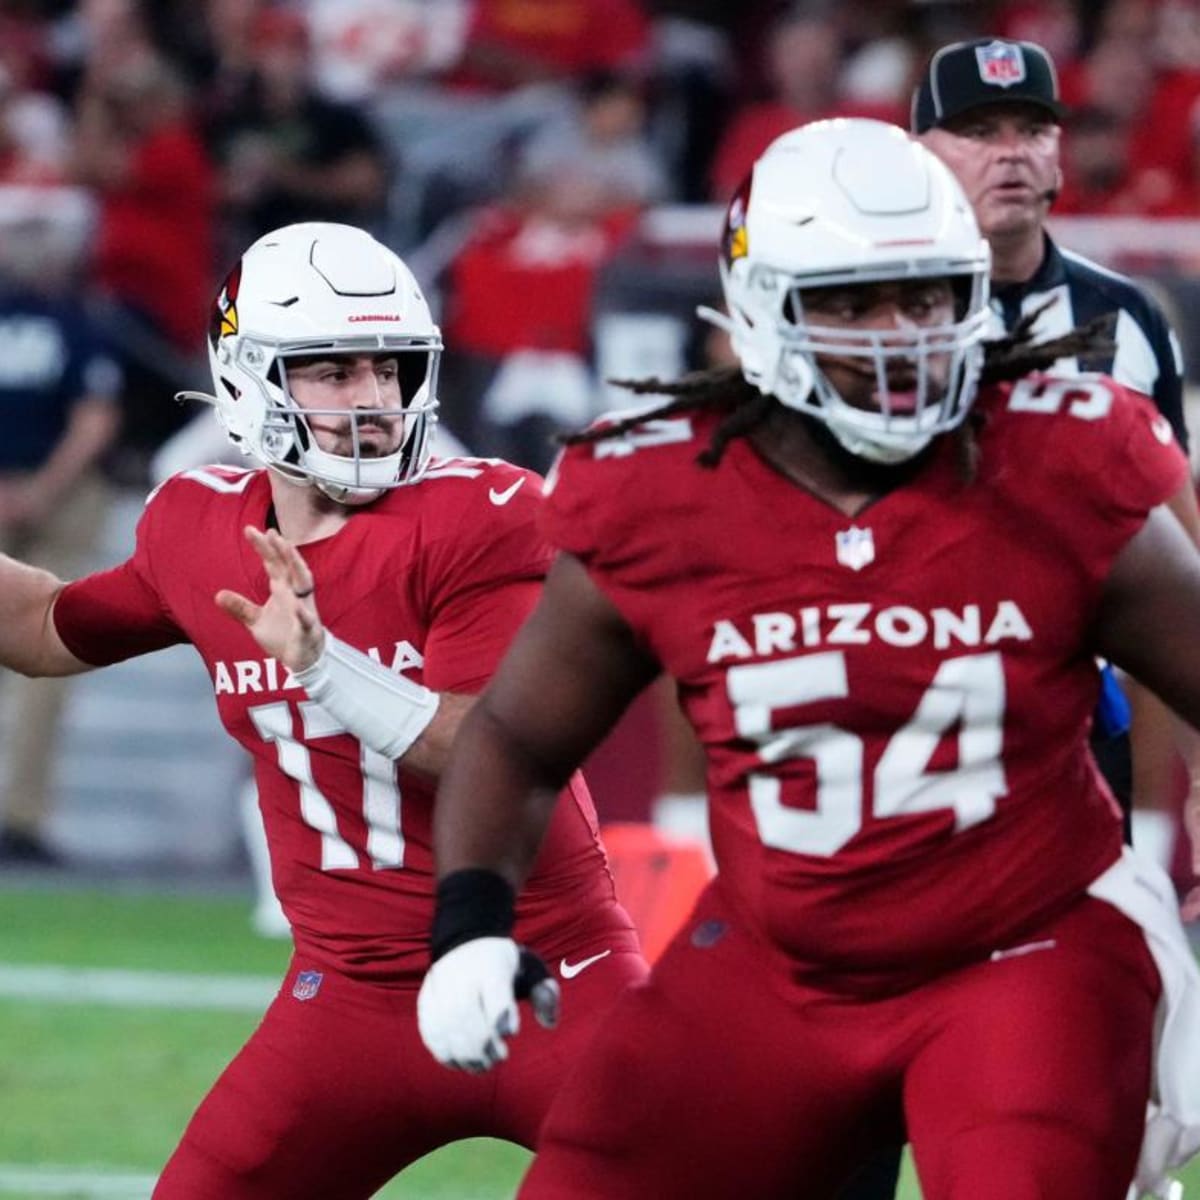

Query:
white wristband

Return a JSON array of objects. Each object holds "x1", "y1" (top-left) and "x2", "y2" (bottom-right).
[{"x1": 293, "y1": 633, "x2": 440, "y2": 760}]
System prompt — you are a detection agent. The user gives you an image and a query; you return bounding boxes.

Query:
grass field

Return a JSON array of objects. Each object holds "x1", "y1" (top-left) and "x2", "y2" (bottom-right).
[
  {"x1": 0, "y1": 887, "x2": 534, "y2": 1199},
  {"x1": 0, "y1": 886, "x2": 1193, "y2": 1199}
]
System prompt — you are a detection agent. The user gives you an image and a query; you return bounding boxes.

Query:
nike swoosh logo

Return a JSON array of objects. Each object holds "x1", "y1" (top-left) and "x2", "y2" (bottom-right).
[
  {"x1": 488, "y1": 479, "x2": 525, "y2": 506},
  {"x1": 559, "y1": 949, "x2": 611, "y2": 979}
]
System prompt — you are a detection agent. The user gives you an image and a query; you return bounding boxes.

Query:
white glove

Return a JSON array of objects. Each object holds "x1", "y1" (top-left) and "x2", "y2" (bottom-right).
[
  {"x1": 417, "y1": 937, "x2": 560, "y2": 1073},
  {"x1": 1127, "y1": 1176, "x2": 1184, "y2": 1200},
  {"x1": 1127, "y1": 1105, "x2": 1191, "y2": 1199}
]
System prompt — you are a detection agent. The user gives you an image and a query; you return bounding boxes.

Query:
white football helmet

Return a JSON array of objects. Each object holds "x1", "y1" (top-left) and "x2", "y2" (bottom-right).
[
  {"x1": 181, "y1": 222, "x2": 442, "y2": 503},
  {"x1": 709, "y1": 118, "x2": 992, "y2": 464}
]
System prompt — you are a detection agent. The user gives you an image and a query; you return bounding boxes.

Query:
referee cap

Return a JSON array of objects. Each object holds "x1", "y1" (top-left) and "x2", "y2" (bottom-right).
[{"x1": 911, "y1": 38, "x2": 1063, "y2": 134}]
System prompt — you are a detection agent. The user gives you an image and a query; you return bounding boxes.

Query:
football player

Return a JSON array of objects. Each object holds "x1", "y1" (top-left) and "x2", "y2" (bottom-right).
[
  {"x1": 0, "y1": 222, "x2": 647, "y2": 1198},
  {"x1": 416, "y1": 120, "x2": 1200, "y2": 1199}
]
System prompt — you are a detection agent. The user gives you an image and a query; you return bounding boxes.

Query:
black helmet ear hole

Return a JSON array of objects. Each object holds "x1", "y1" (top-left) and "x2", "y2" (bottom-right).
[
  {"x1": 952, "y1": 277, "x2": 974, "y2": 320},
  {"x1": 292, "y1": 413, "x2": 312, "y2": 453},
  {"x1": 396, "y1": 353, "x2": 428, "y2": 408}
]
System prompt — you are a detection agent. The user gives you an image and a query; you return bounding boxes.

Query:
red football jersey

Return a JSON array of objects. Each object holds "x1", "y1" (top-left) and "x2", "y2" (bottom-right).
[
  {"x1": 542, "y1": 375, "x2": 1189, "y2": 988},
  {"x1": 55, "y1": 457, "x2": 633, "y2": 981}
]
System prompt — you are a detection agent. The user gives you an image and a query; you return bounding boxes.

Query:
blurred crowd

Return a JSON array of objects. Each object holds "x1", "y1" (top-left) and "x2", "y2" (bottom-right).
[
  {"x1": 6, "y1": 0, "x2": 1200, "y2": 478},
  {"x1": 5, "y1": 0, "x2": 1200, "y2": 863}
]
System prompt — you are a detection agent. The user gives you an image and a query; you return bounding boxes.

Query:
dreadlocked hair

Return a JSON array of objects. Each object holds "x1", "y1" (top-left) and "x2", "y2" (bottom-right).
[
  {"x1": 561, "y1": 306, "x2": 1119, "y2": 468},
  {"x1": 559, "y1": 365, "x2": 771, "y2": 467},
  {"x1": 980, "y1": 306, "x2": 1116, "y2": 385}
]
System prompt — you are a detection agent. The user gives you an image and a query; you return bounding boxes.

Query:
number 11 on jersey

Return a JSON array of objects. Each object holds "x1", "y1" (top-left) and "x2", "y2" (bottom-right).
[{"x1": 250, "y1": 699, "x2": 405, "y2": 870}]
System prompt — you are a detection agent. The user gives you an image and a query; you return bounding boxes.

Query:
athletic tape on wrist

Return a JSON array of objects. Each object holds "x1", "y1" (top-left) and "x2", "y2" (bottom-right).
[
  {"x1": 431, "y1": 868, "x2": 517, "y2": 961},
  {"x1": 293, "y1": 632, "x2": 440, "y2": 759}
]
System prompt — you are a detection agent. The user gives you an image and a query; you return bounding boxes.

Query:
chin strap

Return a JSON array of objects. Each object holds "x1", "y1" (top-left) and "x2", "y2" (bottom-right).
[
  {"x1": 696, "y1": 304, "x2": 735, "y2": 335},
  {"x1": 173, "y1": 389, "x2": 219, "y2": 408}
]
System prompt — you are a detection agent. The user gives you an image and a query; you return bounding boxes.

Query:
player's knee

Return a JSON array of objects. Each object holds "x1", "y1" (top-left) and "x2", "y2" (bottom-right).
[
  {"x1": 157, "y1": 1102, "x2": 291, "y2": 1196},
  {"x1": 920, "y1": 1114, "x2": 1140, "y2": 1200}
]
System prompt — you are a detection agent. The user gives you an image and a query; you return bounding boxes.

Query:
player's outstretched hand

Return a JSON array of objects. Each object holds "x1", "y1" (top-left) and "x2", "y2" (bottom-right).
[
  {"x1": 215, "y1": 526, "x2": 325, "y2": 673},
  {"x1": 417, "y1": 938, "x2": 560, "y2": 1073}
]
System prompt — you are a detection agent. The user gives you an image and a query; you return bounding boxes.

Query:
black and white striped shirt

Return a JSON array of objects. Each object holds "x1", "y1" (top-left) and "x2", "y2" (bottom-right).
[
  {"x1": 990, "y1": 234, "x2": 1189, "y2": 813},
  {"x1": 990, "y1": 234, "x2": 1188, "y2": 450}
]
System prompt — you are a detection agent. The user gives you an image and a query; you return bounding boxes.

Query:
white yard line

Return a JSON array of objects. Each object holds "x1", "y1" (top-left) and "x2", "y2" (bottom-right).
[
  {"x1": 0, "y1": 963, "x2": 278, "y2": 1011},
  {"x1": 0, "y1": 965, "x2": 275, "y2": 1196},
  {"x1": 0, "y1": 1164, "x2": 154, "y2": 1198}
]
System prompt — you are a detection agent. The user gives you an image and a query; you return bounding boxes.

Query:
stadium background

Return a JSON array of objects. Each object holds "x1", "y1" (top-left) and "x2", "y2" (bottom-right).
[{"x1": 1, "y1": 1, "x2": 1200, "y2": 1196}]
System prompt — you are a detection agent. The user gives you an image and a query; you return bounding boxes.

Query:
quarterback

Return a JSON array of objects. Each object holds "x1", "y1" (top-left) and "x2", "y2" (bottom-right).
[{"x1": 0, "y1": 222, "x2": 645, "y2": 1197}]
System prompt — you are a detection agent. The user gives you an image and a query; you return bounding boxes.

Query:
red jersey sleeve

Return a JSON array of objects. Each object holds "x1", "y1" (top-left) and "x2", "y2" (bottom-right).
[
  {"x1": 420, "y1": 464, "x2": 552, "y2": 693},
  {"x1": 53, "y1": 484, "x2": 187, "y2": 665},
  {"x1": 992, "y1": 376, "x2": 1191, "y2": 587},
  {"x1": 540, "y1": 413, "x2": 700, "y2": 564},
  {"x1": 540, "y1": 444, "x2": 601, "y2": 561},
  {"x1": 1095, "y1": 385, "x2": 1190, "y2": 523},
  {"x1": 540, "y1": 412, "x2": 701, "y2": 585}
]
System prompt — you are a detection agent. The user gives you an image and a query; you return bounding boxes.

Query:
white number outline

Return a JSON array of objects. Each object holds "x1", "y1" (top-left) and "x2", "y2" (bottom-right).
[
  {"x1": 727, "y1": 651, "x2": 1007, "y2": 857},
  {"x1": 249, "y1": 700, "x2": 404, "y2": 871},
  {"x1": 1008, "y1": 374, "x2": 1114, "y2": 421}
]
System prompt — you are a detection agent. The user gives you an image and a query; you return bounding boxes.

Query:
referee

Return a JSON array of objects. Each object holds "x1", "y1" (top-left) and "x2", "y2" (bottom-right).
[{"x1": 914, "y1": 35, "x2": 1200, "y2": 862}]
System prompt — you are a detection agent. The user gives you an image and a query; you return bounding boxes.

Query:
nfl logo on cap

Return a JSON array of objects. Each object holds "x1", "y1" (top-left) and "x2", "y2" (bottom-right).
[
  {"x1": 975, "y1": 41, "x2": 1026, "y2": 88},
  {"x1": 911, "y1": 37, "x2": 1061, "y2": 134}
]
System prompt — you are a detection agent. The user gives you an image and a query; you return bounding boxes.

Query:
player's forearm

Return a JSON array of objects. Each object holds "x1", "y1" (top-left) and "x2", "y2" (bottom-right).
[
  {"x1": 433, "y1": 699, "x2": 564, "y2": 890},
  {"x1": 1161, "y1": 712, "x2": 1200, "y2": 880},
  {"x1": 397, "y1": 691, "x2": 475, "y2": 777},
  {"x1": 0, "y1": 557, "x2": 89, "y2": 677},
  {"x1": 1126, "y1": 676, "x2": 1186, "y2": 813},
  {"x1": 1099, "y1": 505, "x2": 1200, "y2": 731}
]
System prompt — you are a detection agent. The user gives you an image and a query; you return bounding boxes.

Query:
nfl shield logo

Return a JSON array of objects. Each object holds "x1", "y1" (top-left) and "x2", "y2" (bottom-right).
[
  {"x1": 975, "y1": 41, "x2": 1026, "y2": 88},
  {"x1": 292, "y1": 970, "x2": 323, "y2": 1001},
  {"x1": 835, "y1": 526, "x2": 875, "y2": 571}
]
